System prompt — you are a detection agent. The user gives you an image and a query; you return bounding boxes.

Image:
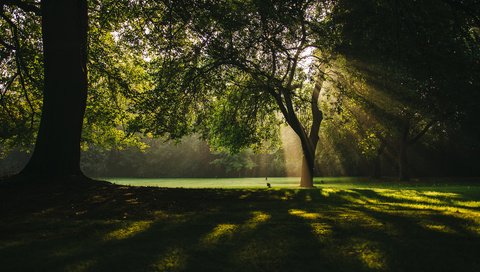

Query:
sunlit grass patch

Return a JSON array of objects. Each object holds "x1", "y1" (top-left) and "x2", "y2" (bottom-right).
[
  {"x1": 442, "y1": 206, "x2": 480, "y2": 218},
  {"x1": 420, "y1": 222, "x2": 456, "y2": 234},
  {"x1": 352, "y1": 240, "x2": 387, "y2": 271},
  {"x1": 385, "y1": 202, "x2": 480, "y2": 220},
  {"x1": 374, "y1": 189, "x2": 445, "y2": 205},
  {"x1": 201, "y1": 223, "x2": 238, "y2": 245},
  {"x1": 359, "y1": 197, "x2": 480, "y2": 232},
  {"x1": 451, "y1": 200, "x2": 480, "y2": 208},
  {"x1": 104, "y1": 221, "x2": 152, "y2": 240},
  {"x1": 321, "y1": 188, "x2": 342, "y2": 197},
  {"x1": 201, "y1": 211, "x2": 270, "y2": 247},
  {"x1": 310, "y1": 222, "x2": 333, "y2": 239},
  {"x1": 245, "y1": 211, "x2": 271, "y2": 228},
  {"x1": 289, "y1": 209, "x2": 321, "y2": 220},
  {"x1": 422, "y1": 191, "x2": 461, "y2": 198},
  {"x1": 442, "y1": 208, "x2": 480, "y2": 234},
  {"x1": 152, "y1": 247, "x2": 187, "y2": 272}
]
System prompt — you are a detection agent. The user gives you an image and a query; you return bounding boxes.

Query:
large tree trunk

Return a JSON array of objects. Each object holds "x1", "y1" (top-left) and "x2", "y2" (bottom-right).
[
  {"x1": 19, "y1": 0, "x2": 88, "y2": 180},
  {"x1": 270, "y1": 42, "x2": 324, "y2": 187},
  {"x1": 300, "y1": 151, "x2": 315, "y2": 187},
  {"x1": 299, "y1": 85, "x2": 323, "y2": 187}
]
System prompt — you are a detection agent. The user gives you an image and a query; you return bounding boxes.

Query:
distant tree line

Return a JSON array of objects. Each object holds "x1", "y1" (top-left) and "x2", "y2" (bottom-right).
[{"x1": 2, "y1": 129, "x2": 478, "y2": 179}]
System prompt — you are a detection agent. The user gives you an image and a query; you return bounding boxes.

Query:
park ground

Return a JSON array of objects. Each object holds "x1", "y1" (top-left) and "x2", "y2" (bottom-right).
[{"x1": 1, "y1": 177, "x2": 479, "y2": 271}]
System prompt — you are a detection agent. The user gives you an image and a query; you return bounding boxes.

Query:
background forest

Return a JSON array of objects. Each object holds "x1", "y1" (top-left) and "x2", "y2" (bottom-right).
[{"x1": 2, "y1": 128, "x2": 478, "y2": 178}]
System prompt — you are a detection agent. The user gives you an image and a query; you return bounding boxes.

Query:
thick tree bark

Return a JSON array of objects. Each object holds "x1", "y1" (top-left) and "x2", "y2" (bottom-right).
[
  {"x1": 300, "y1": 155, "x2": 314, "y2": 187},
  {"x1": 19, "y1": 0, "x2": 88, "y2": 180},
  {"x1": 299, "y1": 85, "x2": 323, "y2": 187}
]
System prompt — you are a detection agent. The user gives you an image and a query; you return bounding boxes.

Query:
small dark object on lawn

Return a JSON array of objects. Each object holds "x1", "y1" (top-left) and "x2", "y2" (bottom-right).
[
  {"x1": 267, "y1": 183, "x2": 271, "y2": 188},
  {"x1": 265, "y1": 177, "x2": 268, "y2": 181},
  {"x1": 320, "y1": 180, "x2": 325, "y2": 184}
]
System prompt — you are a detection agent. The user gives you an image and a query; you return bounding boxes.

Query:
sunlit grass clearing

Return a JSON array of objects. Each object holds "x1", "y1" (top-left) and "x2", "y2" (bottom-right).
[
  {"x1": 106, "y1": 177, "x2": 480, "y2": 191},
  {"x1": 107, "y1": 177, "x2": 310, "y2": 188}
]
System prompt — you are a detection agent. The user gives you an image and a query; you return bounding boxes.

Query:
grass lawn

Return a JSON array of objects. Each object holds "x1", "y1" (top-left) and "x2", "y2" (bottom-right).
[
  {"x1": 107, "y1": 177, "x2": 373, "y2": 188},
  {"x1": 1, "y1": 177, "x2": 479, "y2": 271}
]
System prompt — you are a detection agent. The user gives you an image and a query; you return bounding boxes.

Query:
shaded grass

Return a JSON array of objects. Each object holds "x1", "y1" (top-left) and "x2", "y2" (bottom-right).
[{"x1": 1, "y1": 178, "x2": 479, "y2": 271}]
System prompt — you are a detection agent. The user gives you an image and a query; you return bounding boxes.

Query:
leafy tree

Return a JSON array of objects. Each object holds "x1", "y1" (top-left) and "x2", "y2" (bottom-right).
[
  {"x1": 132, "y1": 0, "x2": 336, "y2": 187},
  {"x1": 1, "y1": 0, "x2": 89, "y2": 180},
  {"x1": 0, "y1": 0, "x2": 43, "y2": 155},
  {"x1": 1, "y1": 0, "x2": 148, "y2": 181}
]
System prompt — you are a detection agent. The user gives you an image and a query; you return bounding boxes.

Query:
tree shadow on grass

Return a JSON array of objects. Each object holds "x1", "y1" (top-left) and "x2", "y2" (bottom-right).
[
  {"x1": 322, "y1": 188, "x2": 480, "y2": 271},
  {"x1": 1, "y1": 183, "x2": 480, "y2": 271}
]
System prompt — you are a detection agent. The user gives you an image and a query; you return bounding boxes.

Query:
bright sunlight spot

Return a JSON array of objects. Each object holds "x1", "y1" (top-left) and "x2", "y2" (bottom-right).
[{"x1": 104, "y1": 221, "x2": 152, "y2": 240}]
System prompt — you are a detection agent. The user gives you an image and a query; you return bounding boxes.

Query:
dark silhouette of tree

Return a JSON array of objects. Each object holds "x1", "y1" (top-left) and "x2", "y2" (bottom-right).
[
  {"x1": 1, "y1": 0, "x2": 150, "y2": 181},
  {"x1": 23, "y1": 0, "x2": 88, "y2": 179},
  {"x1": 2, "y1": 0, "x2": 89, "y2": 181}
]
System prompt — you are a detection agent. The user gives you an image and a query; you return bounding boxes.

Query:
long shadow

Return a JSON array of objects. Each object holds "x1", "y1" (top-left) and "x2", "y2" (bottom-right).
[
  {"x1": 82, "y1": 193, "x2": 340, "y2": 271},
  {"x1": 326, "y1": 187, "x2": 480, "y2": 213},
  {"x1": 332, "y1": 189, "x2": 480, "y2": 272},
  {"x1": 1, "y1": 185, "x2": 479, "y2": 271}
]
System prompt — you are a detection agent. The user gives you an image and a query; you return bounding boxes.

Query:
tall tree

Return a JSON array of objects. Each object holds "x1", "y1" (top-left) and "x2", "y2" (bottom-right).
[
  {"x1": 3, "y1": 0, "x2": 89, "y2": 181},
  {"x1": 1, "y1": 0, "x2": 149, "y2": 180},
  {"x1": 131, "y1": 0, "x2": 333, "y2": 187}
]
